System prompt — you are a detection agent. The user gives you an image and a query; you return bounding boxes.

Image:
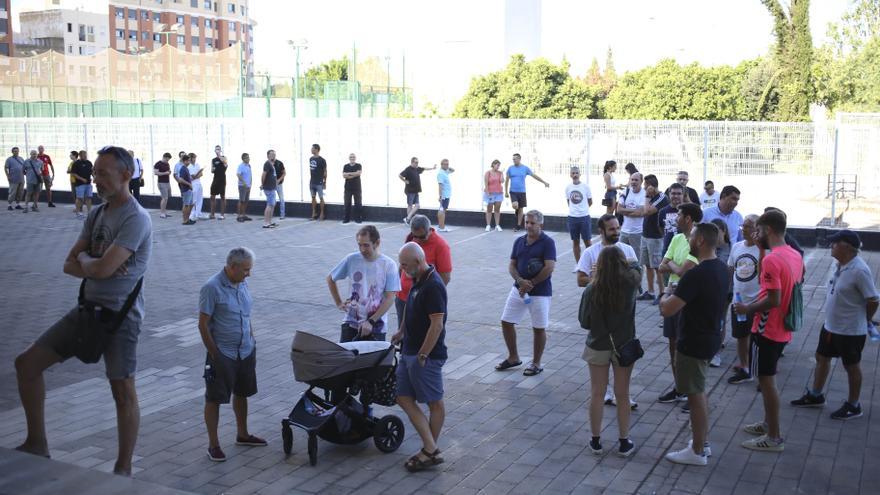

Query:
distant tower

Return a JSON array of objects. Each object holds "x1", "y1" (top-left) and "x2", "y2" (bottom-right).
[{"x1": 504, "y1": 0, "x2": 541, "y2": 61}]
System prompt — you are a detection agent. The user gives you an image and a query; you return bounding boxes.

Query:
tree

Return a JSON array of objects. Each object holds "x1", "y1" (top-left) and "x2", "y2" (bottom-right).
[
  {"x1": 762, "y1": 0, "x2": 813, "y2": 121},
  {"x1": 304, "y1": 56, "x2": 349, "y2": 82},
  {"x1": 827, "y1": 0, "x2": 880, "y2": 55},
  {"x1": 585, "y1": 57, "x2": 602, "y2": 86}
]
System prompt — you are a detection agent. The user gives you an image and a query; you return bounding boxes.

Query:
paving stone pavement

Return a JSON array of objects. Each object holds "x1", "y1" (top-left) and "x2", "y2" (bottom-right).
[{"x1": 1, "y1": 205, "x2": 878, "y2": 494}]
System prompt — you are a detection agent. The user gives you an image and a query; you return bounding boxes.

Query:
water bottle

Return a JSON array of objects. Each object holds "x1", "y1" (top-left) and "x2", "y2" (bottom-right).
[
  {"x1": 523, "y1": 293, "x2": 532, "y2": 304},
  {"x1": 734, "y1": 293, "x2": 747, "y2": 322},
  {"x1": 868, "y1": 321, "x2": 880, "y2": 343}
]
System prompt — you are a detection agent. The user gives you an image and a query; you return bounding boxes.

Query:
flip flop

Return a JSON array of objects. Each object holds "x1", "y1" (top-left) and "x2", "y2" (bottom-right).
[
  {"x1": 523, "y1": 363, "x2": 544, "y2": 376},
  {"x1": 495, "y1": 359, "x2": 522, "y2": 371}
]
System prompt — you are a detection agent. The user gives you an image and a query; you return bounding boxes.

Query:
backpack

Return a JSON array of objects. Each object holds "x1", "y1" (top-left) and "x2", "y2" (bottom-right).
[{"x1": 784, "y1": 280, "x2": 803, "y2": 332}]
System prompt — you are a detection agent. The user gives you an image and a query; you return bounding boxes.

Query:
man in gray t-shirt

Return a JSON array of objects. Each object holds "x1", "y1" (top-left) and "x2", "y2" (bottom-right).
[
  {"x1": 5, "y1": 147, "x2": 25, "y2": 209},
  {"x1": 791, "y1": 230, "x2": 879, "y2": 420},
  {"x1": 14, "y1": 146, "x2": 151, "y2": 476},
  {"x1": 23, "y1": 150, "x2": 45, "y2": 212}
]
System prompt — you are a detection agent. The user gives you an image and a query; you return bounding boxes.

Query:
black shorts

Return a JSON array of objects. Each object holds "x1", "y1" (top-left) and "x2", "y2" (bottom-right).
[
  {"x1": 210, "y1": 181, "x2": 226, "y2": 197},
  {"x1": 731, "y1": 306, "x2": 752, "y2": 339},
  {"x1": 205, "y1": 350, "x2": 257, "y2": 404},
  {"x1": 816, "y1": 327, "x2": 866, "y2": 366},
  {"x1": 510, "y1": 191, "x2": 527, "y2": 208},
  {"x1": 750, "y1": 333, "x2": 786, "y2": 377},
  {"x1": 663, "y1": 312, "x2": 680, "y2": 339}
]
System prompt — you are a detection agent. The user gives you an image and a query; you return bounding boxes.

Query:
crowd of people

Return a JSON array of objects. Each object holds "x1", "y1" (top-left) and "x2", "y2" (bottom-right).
[{"x1": 7, "y1": 145, "x2": 879, "y2": 478}]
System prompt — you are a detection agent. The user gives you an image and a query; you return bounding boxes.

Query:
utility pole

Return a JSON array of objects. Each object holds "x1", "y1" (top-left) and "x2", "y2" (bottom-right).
[{"x1": 287, "y1": 39, "x2": 308, "y2": 119}]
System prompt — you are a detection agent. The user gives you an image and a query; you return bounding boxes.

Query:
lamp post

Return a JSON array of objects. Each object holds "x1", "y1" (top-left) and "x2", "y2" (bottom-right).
[
  {"x1": 128, "y1": 46, "x2": 145, "y2": 117},
  {"x1": 157, "y1": 23, "x2": 182, "y2": 117},
  {"x1": 286, "y1": 39, "x2": 308, "y2": 118}
]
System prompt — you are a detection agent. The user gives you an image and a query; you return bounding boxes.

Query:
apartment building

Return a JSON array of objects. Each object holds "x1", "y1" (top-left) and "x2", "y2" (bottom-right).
[
  {"x1": 18, "y1": 9, "x2": 109, "y2": 56},
  {"x1": 0, "y1": 0, "x2": 12, "y2": 56}
]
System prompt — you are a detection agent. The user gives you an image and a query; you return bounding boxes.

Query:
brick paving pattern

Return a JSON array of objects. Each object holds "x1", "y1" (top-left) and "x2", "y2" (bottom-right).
[{"x1": 1, "y1": 205, "x2": 878, "y2": 494}]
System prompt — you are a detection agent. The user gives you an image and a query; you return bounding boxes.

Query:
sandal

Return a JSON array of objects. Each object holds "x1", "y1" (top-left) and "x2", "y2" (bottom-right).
[
  {"x1": 523, "y1": 363, "x2": 544, "y2": 376},
  {"x1": 495, "y1": 359, "x2": 522, "y2": 371},
  {"x1": 404, "y1": 448, "x2": 444, "y2": 472}
]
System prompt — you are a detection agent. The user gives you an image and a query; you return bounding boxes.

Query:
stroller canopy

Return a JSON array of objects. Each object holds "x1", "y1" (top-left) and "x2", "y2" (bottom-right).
[{"x1": 291, "y1": 331, "x2": 393, "y2": 382}]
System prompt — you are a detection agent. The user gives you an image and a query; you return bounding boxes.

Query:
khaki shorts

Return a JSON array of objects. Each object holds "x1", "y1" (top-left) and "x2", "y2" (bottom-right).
[
  {"x1": 675, "y1": 352, "x2": 708, "y2": 395},
  {"x1": 582, "y1": 345, "x2": 619, "y2": 366}
]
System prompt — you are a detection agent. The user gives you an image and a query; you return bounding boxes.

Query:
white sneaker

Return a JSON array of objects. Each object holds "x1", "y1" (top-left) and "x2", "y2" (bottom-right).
[
  {"x1": 438, "y1": 227, "x2": 450, "y2": 232},
  {"x1": 218, "y1": 214, "x2": 225, "y2": 220},
  {"x1": 604, "y1": 389, "x2": 614, "y2": 405},
  {"x1": 403, "y1": 217, "x2": 409, "y2": 225},
  {"x1": 485, "y1": 225, "x2": 491, "y2": 232},
  {"x1": 709, "y1": 353, "x2": 722, "y2": 367},
  {"x1": 495, "y1": 225, "x2": 502, "y2": 232},
  {"x1": 687, "y1": 439, "x2": 712, "y2": 457},
  {"x1": 665, "y1": 446, "x2": 708, "y2": 466}
]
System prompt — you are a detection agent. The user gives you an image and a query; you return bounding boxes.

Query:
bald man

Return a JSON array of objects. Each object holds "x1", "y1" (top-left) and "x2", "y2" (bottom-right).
[{"x1": 391, "y1": 242, "x2": 448, "y2": 472}]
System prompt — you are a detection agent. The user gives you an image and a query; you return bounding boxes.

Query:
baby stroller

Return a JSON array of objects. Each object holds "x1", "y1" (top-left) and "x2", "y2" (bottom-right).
[{"x1": 282, "y1": 331, "x2": 405, "y2": 466}]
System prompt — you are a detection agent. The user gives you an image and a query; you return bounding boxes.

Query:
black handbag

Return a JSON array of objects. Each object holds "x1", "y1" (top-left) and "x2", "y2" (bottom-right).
[
  {"x1": 74, "y1": 277, "x2": 143, "y2": 364},
  {"x1": 609, "y1": 333, "x2": 644, "y2": 368}
]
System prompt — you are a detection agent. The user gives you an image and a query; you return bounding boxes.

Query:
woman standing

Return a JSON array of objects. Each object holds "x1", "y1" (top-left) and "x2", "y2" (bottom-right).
[
  {"x1": 484, "y1": 159, "x2": 504, "y2": 231},
  {"x1": 582, "y1": 247, "x2": 641, "y2": 457},
  {"x1": 602, "y1": 160, "x2": 618, "y2": 214}
]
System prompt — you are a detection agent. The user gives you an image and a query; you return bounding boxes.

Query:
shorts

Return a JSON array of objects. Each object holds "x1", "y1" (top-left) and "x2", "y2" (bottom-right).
[
  {"x1": 309, "y1": 183, "x2": 324, "y2": 199},
  {"x1": 750, "y1": 333, "x2": 786, "y2": 377},
  {"x1": 620, "y1": 232, "x2": 642, "y2": 257},
  {"x1": 210, "y1": 181, "x2": 226, "y2": 197},
  {"x1": 500, "y1": 286, "x2": 551, "y2": 329},
  {"x1": 485, "y1": 192, "x2": 503, "y2": 204},
  {"x1": 439, "y1": 197, "x2": 450, "y2": 211},
  {"x1": 604, "y1": 190, "x2": 617, "y2": 202},
  {"x1": 238, "y1": 186, "x2": 250, "y2": 202},
  {"x1": 396, "y1": 354, "x2": 445, "y2": 404},
  {"x1": 582, "y1": 345, "x2": 619, "y2": 367},
  {"x1": 567, "y1": 216, "x2": 592, "y2": 241},
  {"x1": 730, "y1": 305, "x2": 752, "y2": 339},
  {"x1": 204, "y1": 350, "x2": 258, "y2": 404},
  {"x1": 639, "y1": 237, "x2": 664, "y2": 268},
  {"x1": 75, "y1": 184, "x2": 93, "y2": 199},
  {"x1": 675, "y1": 352, "x2": 708, "y2": 395},
  {"x1": 663, "y1": 312, "x2": 681, "y2": 339},
  {"x1": 42, "y1": 176, "x2": 53, "y2": 187},
  {"x1": 35, "y1": 307, "x2": 140, "y2": 380},
  {"x1": 158, "y1": 183, "x2": 171, "y2": 200},
  {"x1": 264, "y1": 189, "x2": 277, "y2": 206},
  {"x1": 509, "y1": 191, "x2": 527, "y2": 208},
  {"x1": 816, "y1": 327, "x2": 866, "y2": 366},
  {"x1": 181, "y1": 190, "x2": 194, "y2": 206},
  {"x1": 26, "y1": 182, "x2": 41, "y2": 195},
  {"x1": 406, "y1": 192, "x2": 420, "y2": 206}
]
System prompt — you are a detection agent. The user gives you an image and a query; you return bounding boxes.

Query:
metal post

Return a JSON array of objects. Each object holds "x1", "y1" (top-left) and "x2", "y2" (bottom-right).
[
  {"x1": 702, "y1": 124, "x2": 709, "y2": 184},
  {"x1": 294, "y1": 47, "x2": 300, "y2": 119},
  {"x1": 585, "y1": 126, "x2": 592, "y2": 173},
  {"x1": 298, "y1": 123, "x2": 304, "y2": 201},
  {"x1": 168, "y1": 43, "x2": 175, "y2": 117},
  {"x1": 149, "y1": 123, "x2": 155, "y2": 194},
  {"x1": 385, "y1": 124, "x2": 390, "y2": 205},
  {"x1": 23, "y1": 121, "x2": 30, "y2": 153},
  {"x1": 385, "y1": 56, "x2": 391, "y2": 117},
  {"x1": 480, "y1": 125, "x2": 485, "y2": 177},
  {"x1": 830, "y1": 127, "x2": 839, "y2": 225},
  {"x1": 48, "y1": 51, "x2": 56, "y2": 117},
  {"x1": 264, "y1": 75, "x2": 271, "y2": 117}
]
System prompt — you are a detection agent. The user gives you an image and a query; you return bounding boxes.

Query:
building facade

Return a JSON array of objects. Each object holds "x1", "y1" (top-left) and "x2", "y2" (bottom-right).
[
  {"x1": 0, "y1": 0, "x2": 12, "y2": 56},
  {"x1": 18, "y1": 9, "x2": 109, "y2": 56}
]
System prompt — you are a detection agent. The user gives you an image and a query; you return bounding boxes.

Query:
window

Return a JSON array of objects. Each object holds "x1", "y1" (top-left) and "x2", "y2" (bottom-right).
[
  {"x1": 214, "y1": 2, "x2": 218, "y2": 11},
  {"x1": 78, "y1": 46, "x2": 85, "y2": 55},
  {"x1": 128, "y1": 9, "x2": 137, "y2": 19},
  {"x1": 241, "y1": 6, "x2": 246, "y2": 16},
  {"x1": 0, "y1": 45, "x2": 9, "y2": 57},
  {"x1": 192, "y1": 36, "x2": 200, "y2": 46},
  {"x1": 177, "y1": 35, "x2": 185, "y2": 44},
  {"x1": 205, "y1": 19, "x2": 212, "y2": 28},
  {"x1": 205, "y1": 37, "x2": 213, "y2": 47},
  {"x1": 153, "y1": 13, "x2": 161, "y2": 22},
  {"x1": 78, "y1": 24, "x2": 86, "y2": 41},
  {"x1": 129, "y1": 30, "x2": 138, "y2": 40},
  {"x1": 116, "y1": 29, "x2": 125, "y2": 39},
  {"x1": 229, "y1": 21, "x2": 236, "y2": 32},
  {"x1": 67, "y1": 45, "x2": 73, "y2": 54},
  {"x1": 142, "y1": 31, "x2": 150, "y2": 40},
  {"x1": 191, "y1": 17, "x2": 199, "y2": 27},
  {"x1": 67, "y1": 23, "x2": 73, "y2": 32},
  {"x1": 153, "y1": 33, "x2": 162, "y2": 42},
  {"x1": 116, "y1": 8, "x2": 124, "y2": 18},
  {"x1": 176, "y1": 15, "x2": 184, "y2": 24},
  {"x1": 142, "y1": 11, "x2": 149, "y2": 20},
  {"x1": 228, "y1": 4, "x2": 235, "y2": 13},
  {"x1": 204, "y1": 1, "x2": 212, "y2": 9},
  {"x1": 190, "y1": 0, "x2": 198, "y2": 7}
]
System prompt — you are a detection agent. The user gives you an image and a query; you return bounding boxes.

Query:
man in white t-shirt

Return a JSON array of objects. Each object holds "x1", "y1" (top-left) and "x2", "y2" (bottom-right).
[
  {"x1": 727, "y1": 214, "x2": 761, "y2": 384},
  {"x1": 616, "y1": 173, "x2": 646, "y2": 258},
  {"x1": 577, "y1": 213, "x2": 637, "y2": 287},
  {"x1": 700, "y1": 181, "x2": 720, "y2": 210},
  {"x1": 565, "y1": 166, "x2": 593, "y2": 270},
  {"x1": 327, "y1": 225, "x2": 401, "y2": 342}
]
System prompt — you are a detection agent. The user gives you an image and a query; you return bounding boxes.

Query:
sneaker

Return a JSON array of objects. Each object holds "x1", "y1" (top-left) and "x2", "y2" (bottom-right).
[
  {"x1": 709, "y1": 353, "x2": 722, "y2": 368},
  {"x1": 665, "y1": 446, "x2": 707, "y2": 466},
  {"x1": 742, "y1": 421, "x2": 767, "y2": 436},
  {"x1": 207, "y1": 446, "x2": 226, "y2": 462},
  {"x1": 658, "y1": 389, "x2": 686, "y2": 403},
  {"x1": 485, "y1": 225, "x2": 491, "y2": 232},
  {"x1": 790, "y1": 392, "x2": 825, "y2": 408},
  {"x1": 589, "y1": 437, "x2": 603, "y2": 455},
  {"x1": 728, "y1": 368, "x2": 753, "y2": 384},
  {"x1": 243, "y1": 216, "x2": 253, "y2": 221},
  {"x1": 636, "y1": 292, "x2": 655, "y2": 301},
  {"x1": 236, "y1": 216, "x2": 245, "y2": 222},
  {"x1": 604, "y1": 389, "x2": 615, "y2": 406},
  {"x1": 14, "y1": 205, "x2": 22, "y2": 210},
  {"x1": 438, "y1": 227, "x2": 450, "y2": 232},
  {"x1": 830, "y1": 401, "x2": 862, "y2": 421},
  {"x1": 687, "y1": 439, "x2": 712, "y2": 457},
  {"x1": 342, "y1": 221, "x2": 351, "y2": 225},
  {"x1": 184, "y1": 220, "x2": 196, "y2": 225},
  {"x1": 403, "y1": 217, "x2": 409, "y2": 225},
  {"x1": 513, "y1": 225, "x2": 521, "y2": 232},
  {"x1": 48, "y1": 202, "x2": 55, "y2": 207},
  {"x1": 262, "y1": 224, "x2": 275, "y2": 229},
  {"x1": 235, "y1": 434, "x2": 268, "y2": 446},
  {"x1": 741, "y1": 435, "x2": 784, "y2": 452},
  {"x1": 617, "y1": 438, "x2": 636, "y2": 458},
  {"x1": 218, "y1": 214, "x2": 225, "y2": 220},
  {"x1": 681, "y1": 403, "x2": 690, "y2": 413},
  {"x1": 495, "y1": 225, "x2": 502, "y2": 232}
]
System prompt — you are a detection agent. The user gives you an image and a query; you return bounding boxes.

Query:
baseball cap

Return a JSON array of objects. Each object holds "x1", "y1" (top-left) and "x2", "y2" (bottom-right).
[{"x1": 828, "y1": 229, "x2": 861, "y2": 249}]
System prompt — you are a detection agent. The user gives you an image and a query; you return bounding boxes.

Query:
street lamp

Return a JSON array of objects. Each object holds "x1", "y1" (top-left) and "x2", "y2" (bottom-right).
[
  {"x1": 286, "y1": 39, "x2": 308, "y2": 118},
  {"x1": 157, "y1": 23, "x2": 182, "y2": 117},
  {"x1": 128, "y1": 46, "x2": 146, "y2": 117}
]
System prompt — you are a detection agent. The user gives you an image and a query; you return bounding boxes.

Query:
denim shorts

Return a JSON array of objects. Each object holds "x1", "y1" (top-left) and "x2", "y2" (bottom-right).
[
  {"x1": 181, "y1": 190, "x2": 194, "y2": 206},
  {"x1": 309, "y1": 183, "x2": 324, "y2": 199},
  {"x1": 264, "y1": 189, "x2": 277, "y2": 206},
  {"x1": 396, "y1": 354, "x2": 445, "y2": 403},
  {"x1": 567, "y1": 215, "x2": 591, "y2": 241},
  {"x1": 406, "y1": 192, "x2": 420, "y2": 206},
  {"x1": 75, "y1": 184, "x2": 93, "y2": 199},
  {"x1": 484, "y1": 192, "x2": 503, "y2": 204},
  {"x1": 439, "y1": 197, "x2": 450, "y2": 211}
]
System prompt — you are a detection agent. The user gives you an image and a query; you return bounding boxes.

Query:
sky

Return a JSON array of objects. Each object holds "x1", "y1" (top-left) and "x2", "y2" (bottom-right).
[{"x1": 250, "y1": 0, "x2": 850, "y2": 112}]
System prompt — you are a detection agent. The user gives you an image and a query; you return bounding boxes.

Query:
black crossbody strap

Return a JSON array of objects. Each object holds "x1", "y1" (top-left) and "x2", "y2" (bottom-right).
[{"x1": 112, "y1": 277, "x2": 143, "y2": 327}]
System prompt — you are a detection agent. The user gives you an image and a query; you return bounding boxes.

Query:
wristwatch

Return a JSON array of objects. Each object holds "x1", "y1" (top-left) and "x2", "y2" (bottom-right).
[{"x1": 368, "y1": 317, "x2": 378, "y2": 326}]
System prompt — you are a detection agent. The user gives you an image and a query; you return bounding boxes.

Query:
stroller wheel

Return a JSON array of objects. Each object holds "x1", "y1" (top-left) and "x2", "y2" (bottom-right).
[
  {"x1": 281, "y1": 420, "x2": 293, "y2": 455},
  {"x1": 373, "y1": 415, "x2": 405, "y2": 453},
  {"x1": 307, "y1": 433, "x2": 318, "y2": 466}
]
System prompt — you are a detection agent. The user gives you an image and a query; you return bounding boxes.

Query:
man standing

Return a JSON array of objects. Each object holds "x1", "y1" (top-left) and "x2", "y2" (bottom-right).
[
  {"x1": 436, "y1": 159, "x2": 454, "y2": 232},
  {"x1": 703, "y1": 186, "x2": 743, "y2": 243},
  {"x1": 199, "y1": 247, "x2": 267, "y2": 462},
  {"x1": 733, "y1": 209, "x2": 803, "y2": 453},
  {"x1": 327, "y1": 225, "x2": 400, "y2": 342},
  {"x1": 66, "y1": 150, "x2": 79, "y2": 199},
  {"x1": 37, "y1": 145, "x2": 55, "y2": 207},
  {"x1": 188, "y1": 153, "x2": 207, "y2": 220},
  {"x1": 71, "y1": 150, "x2": 94, "y2": 218},
  {"x1": 391, "y1": 242, "x2": 448, "y2": 472},
  {"x1": 260, "y1": 152, "x2": 278, "y2": 229},
  {"x1": 664, "y1": 171, "x2": 699, "y2": 204},
  {"x1": 576, "y1": 214, "x2": 637, "y2": 287},
  {"x1": 504, "y1": 153, "x2": 549, "y2": 232},
  {"x1": 727, "y1": 214, "x2": 761, "y2": 384},
  {"x1": 616, "y1": 173, "x2": 646, "y2": 272},
  {"x1": 700, "y1": 181, "x2": 719, "y2": 210},
  {"x1": 399, "y1": 157, "x2": 435, "y2": 225},
  {"x1": 659, "y1": 183, "x2": 685, "y2": 255},
  {"x1": 790, "y1": 230, "x2": 878, "y2": 419},
  {"x1": 309, "y1": 144, "x2": 327, "y2": 221},
  {"x1": 265, "y1": 150, "x2": 285, "y2": 220},
  {"x1": 495, "y1": 210, "x2": 556, "y2": 376},
  {"x1": 396, "y1": 215, "x2": 453, "y2": 330},
  {"x1": 5, "y1": 147, "x2": 25, "y2": 210},
  {"x1": 565, "y1": 166, "x2": 593, "y2": 269},
  {"x1": 209, "y1": 146, "x2": 227, "y2": 220},
  {"x1": 178, "y1": 155, "x2": 195, "y2": 225},
  {"x1": 23, "y1": 150, "x2": 44, "y2": 213},
  {"x1": 14, "y1": 146, "x2": 152, "y2": 476},
  {"x1": 127, "y1": 150, "x2": 142, "y2": 202},
  {"x1": 153, "y1": 152, "x2": 172, "y2": 219},
  {"x1": 342, "y1": 153, "x2": 363, "y2": 224},
  {"x1": 635, "y1": 174, "x2": 670, "y2": 304},
  {"x1": 236, "y1": 153, "x2": 253, "y2": 222},
  {"x1": 657, "y1": 203, "x2": 702, "y2": 403},
  {"x1": 660, "y1": 223, "x2": 728, "y2": 466}
]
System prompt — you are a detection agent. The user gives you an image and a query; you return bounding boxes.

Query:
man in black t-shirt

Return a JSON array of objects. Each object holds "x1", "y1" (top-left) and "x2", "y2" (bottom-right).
[
  {"x1": 635, "y1": 174, "x2": 670, "y2": 303},
  {"x1": 399, "y1": 157, "x2": 436, "y2": 225},
  {"x1": 209, "y1": 145, "x2": 228, "y2": 220},
  {"x1": 71, "y1": 150, "x2": 94, "y2": 218},
  {"x1": 342, "y1": 152, "x2": 362, "y2": 224},
  {"x1": 263, "y1": 150, "x2": 285, "y2": 219},
  {"x1": 309, "y1": 144, "x2": 327, "y2": 220},
  {"x1": 659, "y1": 183, "x2": 685, "y2": 255},
  {"x1": 660, "y1": 223, "x2": 728, "y2": 466},
  {"x1": 664, "y1": 170, "x2": 700, "y2": 205}
]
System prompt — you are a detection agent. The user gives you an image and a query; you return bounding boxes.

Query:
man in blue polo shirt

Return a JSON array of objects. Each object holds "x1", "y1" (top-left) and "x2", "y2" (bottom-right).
[
  {"x1": 504, "y1": 153, "x2": 550, "y2": 232},
  {"x1": 702, "y1": 185, "x2": 743, "y2": 243},
  {"x1": 199, "y1": 247, "x2": 266, "y2": 463}
]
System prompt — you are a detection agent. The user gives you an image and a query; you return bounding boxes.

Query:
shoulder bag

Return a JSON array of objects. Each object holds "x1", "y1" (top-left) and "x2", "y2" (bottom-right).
[{"x1": 608, "y1": 332, "x2": 644, "y2": 368}]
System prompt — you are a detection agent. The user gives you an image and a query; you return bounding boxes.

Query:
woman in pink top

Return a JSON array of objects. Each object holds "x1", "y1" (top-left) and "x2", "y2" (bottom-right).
[{"x1": 484, "y1": 160, "x2": 504, "y2": 231}]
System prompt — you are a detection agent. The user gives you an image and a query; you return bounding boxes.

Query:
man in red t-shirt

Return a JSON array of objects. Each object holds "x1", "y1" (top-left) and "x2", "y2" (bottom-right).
[
  {"x1": 734, "y1": 209, "x2": 803, "y2": 453},
  {"x1": 36, "y1": 145, "x2": 55, "y2": 207},
  {"x1": 396, "y1": 214, "x2": 452, "y2": 329}
]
